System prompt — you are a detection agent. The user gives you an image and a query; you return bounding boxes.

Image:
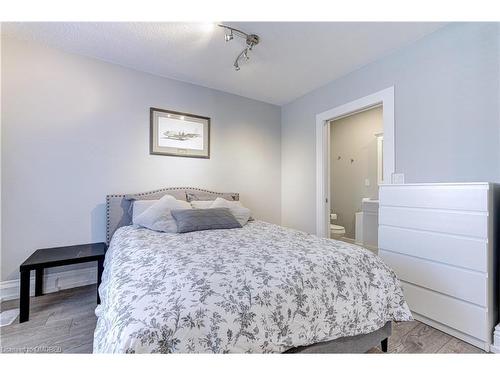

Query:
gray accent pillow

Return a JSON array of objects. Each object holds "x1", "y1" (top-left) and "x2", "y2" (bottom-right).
[{"x1": 171, "y1": 208, "x2": 242, "y2": 233}]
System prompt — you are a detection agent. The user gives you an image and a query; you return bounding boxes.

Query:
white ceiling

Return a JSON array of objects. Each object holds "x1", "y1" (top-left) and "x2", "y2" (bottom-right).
[{"x1": 2, "y1": 22, "x2": 446, "y2": 105}]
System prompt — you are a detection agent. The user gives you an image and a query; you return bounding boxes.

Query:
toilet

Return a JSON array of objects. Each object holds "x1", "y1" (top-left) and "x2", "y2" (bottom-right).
[{"x1": 330, "y1": 224, "x2": 346, "y2": 239}]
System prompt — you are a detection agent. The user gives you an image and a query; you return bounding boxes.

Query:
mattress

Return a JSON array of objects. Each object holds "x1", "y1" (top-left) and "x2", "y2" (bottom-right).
[{"x1": 93, "y1": 220, "x2": 411, "y2": 353}]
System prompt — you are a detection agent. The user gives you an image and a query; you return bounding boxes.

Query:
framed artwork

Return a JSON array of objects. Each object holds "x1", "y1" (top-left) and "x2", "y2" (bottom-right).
[{"x1": 150, "y1": 107, "x2": 210, "y2": 158}]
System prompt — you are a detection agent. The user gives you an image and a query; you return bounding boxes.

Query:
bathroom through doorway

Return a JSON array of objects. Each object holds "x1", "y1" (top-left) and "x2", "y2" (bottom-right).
[{"x1": 328, "y1": 105, "x2": 383, "y2": 251}]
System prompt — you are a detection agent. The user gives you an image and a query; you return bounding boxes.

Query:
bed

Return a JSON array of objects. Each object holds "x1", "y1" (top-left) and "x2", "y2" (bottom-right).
[{"x1": 93, "y1": 187, "x2": 412, "y2": 353}]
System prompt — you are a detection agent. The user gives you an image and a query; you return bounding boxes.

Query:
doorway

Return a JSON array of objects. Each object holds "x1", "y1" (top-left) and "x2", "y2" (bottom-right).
[
  {"x1": 315, "y1": 87, "x2": 395, "y2": 239},
  {"x1": 328, "y1": 106, "x2": 383, "y2": 245}
]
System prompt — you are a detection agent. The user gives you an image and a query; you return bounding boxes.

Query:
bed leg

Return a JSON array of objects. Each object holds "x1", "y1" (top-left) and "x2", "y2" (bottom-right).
[{"x1": 381, "y1": 338, "x2": 388, "y2": 353}]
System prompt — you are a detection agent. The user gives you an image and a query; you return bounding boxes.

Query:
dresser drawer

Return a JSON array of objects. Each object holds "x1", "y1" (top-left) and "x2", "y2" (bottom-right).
[
  {"x1": 401, "y1": 281, "x2": 488, "y2": 341},
  {"x1": 379, "y1": 184, "x2": 489, "y2": 211},
  {"x1": 379, "y1": 206, "x2": 488, "y2": 238},
  {"x1": 380, "y1": 250, "x2": 487, "y2": 306},
  {"x1": 379, "y1": 225, "x2": 488, "y2": 272}
]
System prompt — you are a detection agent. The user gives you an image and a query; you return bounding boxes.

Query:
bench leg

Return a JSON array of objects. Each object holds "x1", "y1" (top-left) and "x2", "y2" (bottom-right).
[
  {"x1": 381, "y1": 338, "x2": 388, "y2": 353},
  {"x1": 35, "y1": 268, "x2": 44, "y2": 296},
  {"x1": 97, "y1": 258, "x2": 104, "y2": 304},
  {"x1": 19, "y1": 270, "x2": 31, "y2": 323}
]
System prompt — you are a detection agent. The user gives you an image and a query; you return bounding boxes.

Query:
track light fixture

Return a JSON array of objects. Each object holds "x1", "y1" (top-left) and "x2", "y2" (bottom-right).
[{"x1": 218, "y1": 24, "x2": 259, "y2": 71}]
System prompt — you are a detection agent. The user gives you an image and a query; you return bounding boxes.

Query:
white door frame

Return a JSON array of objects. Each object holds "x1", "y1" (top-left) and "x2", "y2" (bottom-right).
[{"x1": 315, "y1": 86, "x2": 395, "y2": 237}]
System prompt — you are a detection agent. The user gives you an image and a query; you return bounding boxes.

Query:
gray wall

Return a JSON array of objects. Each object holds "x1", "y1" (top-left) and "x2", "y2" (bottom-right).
[
  {"x1": 282, "y1": 22, "x2": 500, "y2": 234},
  {"x1": 330, "y1": 106, "x2": 382, "y2": 238},
  {"x1": 1, "y1": 36, "x2": 282, "y2": 281}
]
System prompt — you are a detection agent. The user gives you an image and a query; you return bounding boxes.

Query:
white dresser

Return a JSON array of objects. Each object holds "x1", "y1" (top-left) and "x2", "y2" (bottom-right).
[{"x1": 379, "y1": 182, "x2": 499, "y2": 351}]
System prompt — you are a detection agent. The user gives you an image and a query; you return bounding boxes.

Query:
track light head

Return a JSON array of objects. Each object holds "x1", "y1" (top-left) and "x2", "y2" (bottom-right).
[
  {"x1": 218, "y1": 24, "x2": 260, "y2": 71},
  {"x1": 224, "y1": 30, "x2": 233, "y2": 42}
]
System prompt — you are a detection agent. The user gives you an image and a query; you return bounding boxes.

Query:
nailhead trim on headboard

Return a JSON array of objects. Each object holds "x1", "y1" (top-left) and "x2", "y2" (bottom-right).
[
  {"x1": 105, "y1": 194, "x2": 112, "y2": 245},
  {"x1": 105, "y1": 187, "x2": 240, "y2": 244}
]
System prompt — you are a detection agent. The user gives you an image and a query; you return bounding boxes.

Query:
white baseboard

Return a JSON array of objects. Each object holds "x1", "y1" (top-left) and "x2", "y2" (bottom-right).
[{"x1": 0, "y1": 267, "x2": 97, "y2": 302}]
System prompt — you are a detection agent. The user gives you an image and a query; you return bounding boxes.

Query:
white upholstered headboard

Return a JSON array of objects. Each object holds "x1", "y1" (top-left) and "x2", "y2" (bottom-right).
[{"x1": 105, "y1": 187, "x2": 239, "y2": 244}]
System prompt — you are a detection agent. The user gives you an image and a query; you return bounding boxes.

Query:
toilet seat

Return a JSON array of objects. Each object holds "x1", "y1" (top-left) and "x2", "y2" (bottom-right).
[{"x1": 330, "y1": 224, "x2": 346, "y2": 235}]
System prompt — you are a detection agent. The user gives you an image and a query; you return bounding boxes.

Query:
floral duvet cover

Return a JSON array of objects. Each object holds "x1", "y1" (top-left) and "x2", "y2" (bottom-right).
[{"x1": 93, "y1": 221, "x2": 412, "y2": 353}]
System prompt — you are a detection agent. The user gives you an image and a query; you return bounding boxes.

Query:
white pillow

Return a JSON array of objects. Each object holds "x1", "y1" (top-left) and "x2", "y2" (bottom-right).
[
  {"x1": 134, "y1": 194, "x2": 191, "y2": 233},
  {"x1": 132, "y1": 200, "x2": 158, "y2": 223},
  {"x1": 190, "y1": 200, "x2": 214, "y2": 209},
  {"x1": 210, "y1": 197, "x2": 251, "y2": 226}
]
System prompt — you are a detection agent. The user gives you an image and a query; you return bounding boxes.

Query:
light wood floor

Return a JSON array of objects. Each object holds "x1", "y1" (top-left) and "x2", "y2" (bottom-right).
[{"x1": 0, "y1": 284, "x2": 484, "y2": 354}]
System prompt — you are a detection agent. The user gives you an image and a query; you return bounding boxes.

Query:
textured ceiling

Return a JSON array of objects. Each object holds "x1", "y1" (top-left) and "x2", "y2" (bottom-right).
[{"x1": 2, "y1": 22, "x2": 446, "y2": 105}]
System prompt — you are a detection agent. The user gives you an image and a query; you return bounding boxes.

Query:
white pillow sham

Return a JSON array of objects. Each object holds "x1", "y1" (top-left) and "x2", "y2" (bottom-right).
[
  {"x1": 133, "y1": 194, "x2": 191, "y2": 233},
  {"x1": 210, "y1": 197, "x2": 251, "y2": 226},
  {"x1": 132, "y1": 200, "x2": 158, "y2": 223}
]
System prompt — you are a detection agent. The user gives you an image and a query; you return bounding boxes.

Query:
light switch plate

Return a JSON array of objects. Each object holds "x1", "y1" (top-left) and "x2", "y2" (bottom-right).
[{"x1": 392, "y1": 173, "x2": 405, "y2": 184}]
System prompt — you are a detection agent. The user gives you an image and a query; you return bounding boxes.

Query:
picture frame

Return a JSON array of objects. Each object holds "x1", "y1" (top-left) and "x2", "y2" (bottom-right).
[{"x1": 149, "y1": 107, "x2": 210, "y2": 158}]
